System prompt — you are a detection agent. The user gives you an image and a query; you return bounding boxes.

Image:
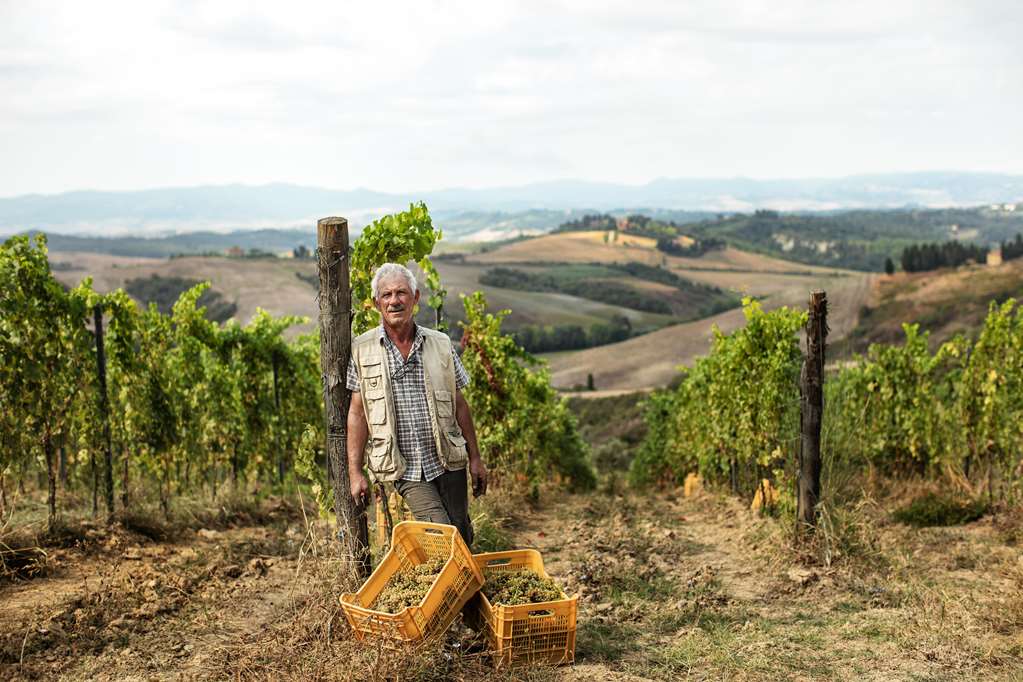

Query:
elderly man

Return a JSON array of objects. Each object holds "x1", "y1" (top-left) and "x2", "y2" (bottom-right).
[{"x1": 346, "y1": 262, "x2": 487, "y2": 546}]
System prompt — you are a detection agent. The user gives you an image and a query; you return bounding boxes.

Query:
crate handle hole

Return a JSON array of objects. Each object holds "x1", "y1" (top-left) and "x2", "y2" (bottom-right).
[
  {"x1": 486, "y1": 558, "x2": 512, "y2": 566},
  {"x1": 528, "y1": 609, "x2": 553, "y2": 617},
  {"x1": 424, "y1": 528, "x2": 444, "y2": 535}
]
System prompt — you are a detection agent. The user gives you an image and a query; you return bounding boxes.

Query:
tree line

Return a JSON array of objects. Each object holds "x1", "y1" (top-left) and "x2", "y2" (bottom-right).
[
  {"x1": 1000, "y1": 233, "x2": 1023, "y2": 262},
  {"x1": 900, "y1": 240, "x2": 989, "y2": 273},
  {"x1": 512, "y1": 315, "x2": 633, "y2": 354},
  {"x1": 479, "y1": 267, "x2": 673, "y2": 315}
]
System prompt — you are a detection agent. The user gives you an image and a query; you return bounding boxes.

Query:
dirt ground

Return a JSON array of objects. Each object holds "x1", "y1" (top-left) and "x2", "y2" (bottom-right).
[{"x1": 2, "y1": 487, "x2": 1020, "y2": 681}]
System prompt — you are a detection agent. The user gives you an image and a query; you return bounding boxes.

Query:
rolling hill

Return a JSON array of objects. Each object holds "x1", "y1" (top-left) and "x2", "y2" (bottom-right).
[
  {"x1": 844, "y1": 256, "x2": 1023, "y2": 355},
  {"x1": 48, "y1": 220, "x2": 875, "y2": 390}
]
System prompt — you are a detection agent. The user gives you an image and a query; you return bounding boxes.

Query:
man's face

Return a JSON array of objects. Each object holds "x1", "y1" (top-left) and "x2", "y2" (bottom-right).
[{"x1": 375, "y1": 276, "x2": 419, "y2": 328}]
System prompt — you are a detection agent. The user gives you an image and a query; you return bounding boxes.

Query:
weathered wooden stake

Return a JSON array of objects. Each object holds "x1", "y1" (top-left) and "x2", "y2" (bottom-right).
[
  {"x1": 798, "y1": 291, "x2": 828, "y2": 532},
  {"x1": 317, "y1": 217, "x2": 370, "y2": 579},
  {"x1": 93, "y1": 305, "x2": 115, "y2": 517},
  {"x1": 44, "y1": 429, "x2": 57, "y2": 530},
  {"x1": 272, "y1": 354, "x2": 284, "y2": 483}
]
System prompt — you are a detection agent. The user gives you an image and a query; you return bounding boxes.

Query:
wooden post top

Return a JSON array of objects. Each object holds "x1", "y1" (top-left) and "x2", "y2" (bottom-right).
[{"x1": 317, "y1": 217, "x2": 349, "y2": 245}]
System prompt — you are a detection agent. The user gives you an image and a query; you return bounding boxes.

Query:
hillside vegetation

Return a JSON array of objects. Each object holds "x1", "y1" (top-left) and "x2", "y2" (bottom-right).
[
  {"x1": 538, "y1": 207, "x2": 1023, "y2": 272},
  {"x1": 846, "y1": 257, "x2": 1023, "y2": 354},
  {"x1": 681, "y1": 206, "x2": 1023, "y2": 271}
]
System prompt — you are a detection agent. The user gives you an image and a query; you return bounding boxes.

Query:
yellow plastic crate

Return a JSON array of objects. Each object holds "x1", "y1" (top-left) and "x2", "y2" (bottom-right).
[
  {"x1": 340, "y1": 521, "x2": 484, "y2": 642},
  {"x1": 468, "y1": 549, "x2": 578, "y2": 667}
]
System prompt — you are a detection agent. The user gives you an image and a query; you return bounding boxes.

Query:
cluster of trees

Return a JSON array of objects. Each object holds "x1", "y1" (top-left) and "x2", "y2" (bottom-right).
[
  {"x1": 900, "y1": 240, "x2": 988, "y2": 273},
  {"x1": 555, "y1": 214, "x2": 618, "y2": 233},
  {"x1": 1000, "y1": 233, "x2": 1023, "y2": 262},
  {"x1": 512, "y1": 315, "x2": 633, "y2": 353},
  {"x1": 479, "y1": 267, "x2": 673, "y2": 314},
  {"x1": 655, "y1": 235, "x2": 725, "y2": 257}
]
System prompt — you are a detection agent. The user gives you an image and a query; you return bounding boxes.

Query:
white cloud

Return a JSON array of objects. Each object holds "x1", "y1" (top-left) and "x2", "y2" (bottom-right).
[{"x1": 1, "y1": 0, "x2": 1021, "y2": 196}]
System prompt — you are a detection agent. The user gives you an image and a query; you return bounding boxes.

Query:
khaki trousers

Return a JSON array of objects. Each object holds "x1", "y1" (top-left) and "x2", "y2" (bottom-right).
[{"x1": 394, "y1": 468, "x2": 474, "y2": 548}]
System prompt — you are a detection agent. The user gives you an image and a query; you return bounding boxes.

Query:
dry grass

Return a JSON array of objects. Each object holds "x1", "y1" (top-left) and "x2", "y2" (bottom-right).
[
  {"x1": 203, "y1": 548, "x2": 558, "y2": 682},
  {"x1": 2, "y1": 483, "x2": 1021, "y2": 680}
]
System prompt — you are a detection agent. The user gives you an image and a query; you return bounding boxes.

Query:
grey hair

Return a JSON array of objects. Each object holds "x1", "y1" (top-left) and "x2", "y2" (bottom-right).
[{"x1": 371, "y1": 263, "x2": 418, "y2": 299}]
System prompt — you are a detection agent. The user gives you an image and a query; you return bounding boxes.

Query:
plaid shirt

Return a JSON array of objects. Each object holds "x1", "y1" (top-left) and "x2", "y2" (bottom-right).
[{"x1": 347, "y1": 325, "x2": 470, "y2": 482}]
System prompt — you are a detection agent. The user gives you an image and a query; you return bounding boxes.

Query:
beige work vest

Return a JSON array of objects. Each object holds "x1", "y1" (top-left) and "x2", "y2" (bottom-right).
[{"x1": 351, "y1": 326, "x2": 468, "y2": 482}]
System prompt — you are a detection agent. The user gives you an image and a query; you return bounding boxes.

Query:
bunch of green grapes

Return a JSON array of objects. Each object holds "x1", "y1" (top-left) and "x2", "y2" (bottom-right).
[
  {"x1": 482, "y1": 570, "x2": 563, "y2": 606},
  {"x1": 370, "y1": 558, "x2": 446, "y2": 613}
]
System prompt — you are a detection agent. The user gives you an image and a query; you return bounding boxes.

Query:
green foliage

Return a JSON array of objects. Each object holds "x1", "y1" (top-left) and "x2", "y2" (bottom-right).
[
  {"x1": 635, "y1": 289, "x2": 1023, "y2": 505},
  {"x1": 1, "y1": 234, "x2": 322, "y2": 520},
  {"x1": 349, "y1": 202, "x2": 445, "y2": 335},
  {"x1": 459, "y1": 291, "x2": 596, "y2": 492},
  {"x1": 124, "y1": 274, "x2": 237, "y2": 323},
  {"x1": 630, "y1": 298, "x2": 805, "y2": 501},
  {"x1": 512, "y1": 317, "x2": 632, "y2": 353},
  {"x1": 294, "y1": 425, "x2": 332, "y2": 518},
  {"x1": 0, "y1": 234, "x2": 97, "y2": 525},
  {"x1": 891, "y1": 492, "x2": 989, "y2": 527},
  {"x1": 828, "y1": 299, "x2": 1023, "y2": 499}
]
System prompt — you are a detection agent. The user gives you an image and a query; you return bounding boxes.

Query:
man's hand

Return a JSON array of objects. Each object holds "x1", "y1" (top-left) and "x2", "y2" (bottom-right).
[
  {"x1": 350, "y1": 470, "x2": 369, "y2": 507},
  {"x1": 470, "y1": 456, "x2": 488, "y2": 497}
]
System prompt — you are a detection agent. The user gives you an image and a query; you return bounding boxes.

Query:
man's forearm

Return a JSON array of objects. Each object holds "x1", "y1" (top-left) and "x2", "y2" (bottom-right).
[
  {"x1": 455, "y1": 392, "x2": 482, "y2": 463},
  {"x1": 347, "y1": 401, "x2": 369, "y2": 476}
]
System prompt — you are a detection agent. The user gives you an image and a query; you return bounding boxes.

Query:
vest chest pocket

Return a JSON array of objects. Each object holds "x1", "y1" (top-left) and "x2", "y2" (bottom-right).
[{"x1": 364, "y1": 386, "x2": 387, "y2": 425}]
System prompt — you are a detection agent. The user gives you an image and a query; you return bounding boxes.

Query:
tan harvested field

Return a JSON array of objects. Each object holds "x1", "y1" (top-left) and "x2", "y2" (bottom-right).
[
  {"x1": 545, "y1": 271, "x2": 875, "y2": 391},
  {"x1": 672, "y1": 268, "x2": 849, "y2": 299},
  {"x1": 470, "y1": 232, "x2": 846, "y2": 275},
  {"x1": 471, "y1": 231, "x2": 667, "y2": 267}
]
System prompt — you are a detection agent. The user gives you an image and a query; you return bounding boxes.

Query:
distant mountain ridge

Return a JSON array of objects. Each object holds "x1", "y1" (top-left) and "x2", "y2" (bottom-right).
[{"x1": 2, "y1": 172, "x2": 1022, "y2": 238}]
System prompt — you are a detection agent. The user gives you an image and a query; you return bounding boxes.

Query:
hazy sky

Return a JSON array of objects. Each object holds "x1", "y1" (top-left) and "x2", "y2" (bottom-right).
[{"x1": 2, "y1": 1, "x2": 1021, "y2": 197}]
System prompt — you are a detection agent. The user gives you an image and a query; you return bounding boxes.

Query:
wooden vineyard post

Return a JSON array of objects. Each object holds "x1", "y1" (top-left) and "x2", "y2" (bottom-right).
[
  {"x1": 93, "y1": 304, "x2": 115, "y2": 517},
  {"x1": 272, "y1": 353, "x2": 284, "y2": 484},
  {"x1": 317, "y1": 217, "x2": 370, "y2": 579},
  {"x1": 798, "y1": 291, "x2": 828, "y2": 533}
]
